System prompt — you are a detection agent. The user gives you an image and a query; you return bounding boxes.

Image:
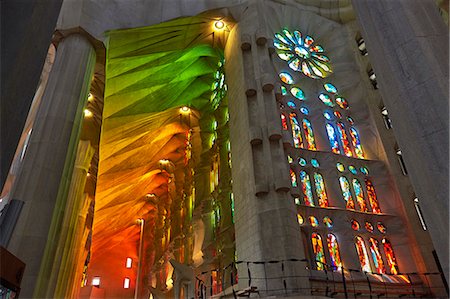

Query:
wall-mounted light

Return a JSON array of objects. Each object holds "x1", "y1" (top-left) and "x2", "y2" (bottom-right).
[
  {"x1": 84, "y1": 109, "x2": 93, "y2": 118},
  {"x1": 126, "y1": 257, "x2": 132, "y2": 268},
  {"x1": 214, "y1": 20, "x2": 225, "y2": 30},
  {"x1": 92, "y1": 276, "x2": 101, "y2": 287},
  {"x1": 124, "y1": 277, "x2": 130, "y2": 289},
  {"x1": 88, "y1": 93, "x2": 94, "y2": 102},
  {"x1": 180, "y1": 106, "x2": 191, "y2": 114}
]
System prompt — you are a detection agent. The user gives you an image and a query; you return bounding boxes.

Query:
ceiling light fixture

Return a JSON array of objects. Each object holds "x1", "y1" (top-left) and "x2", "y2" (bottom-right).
[
  {"x1": 180, "y1": 106, "x2": 191, "y2": 113},
  {"x1": 214, "y1": 20, "x2": 225, "y2": 30},
  {"x1": 84, "y1": 109, "x2": 93, "y2": 118}
]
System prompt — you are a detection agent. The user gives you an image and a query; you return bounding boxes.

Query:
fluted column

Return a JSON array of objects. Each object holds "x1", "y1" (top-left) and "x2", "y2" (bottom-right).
[
  {"x1": 352, "y1": 0, "x2": 449, "y2": 283},
  {"x1": 5, "y1": 33, "x2": 96, "y2": 297}
]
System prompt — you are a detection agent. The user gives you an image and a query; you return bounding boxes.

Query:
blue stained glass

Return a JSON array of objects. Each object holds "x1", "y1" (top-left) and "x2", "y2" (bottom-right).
[
  {"x1": 347, "y1": 116, "x2": 354, "y2": 125},
  {"x1": 319, "y1": 93, "x2": 334, "y2": 107},
  {"x1": 299, "y1": 157, "x2": 307, "y2": 166},
  {"x1": 311, "y1": 159, "x2": 320, "y2": 168},
  {"x1": 324, "y1": 83, "x2": 338, "y2": 94},
  {"x1": 323, "y1": 111, "x2": 332, "y2": 120},
  {"x1": 287, "y1": 101, "x2": 296, "y2": 108},
  {"x1": 290, "y1": 87, "x2": 305, "y2": 100},
  {"x1": 326, "y1": 123, "x2": 340, "y2": 154},
  {"x1": 349, "y1": 165, "x2": 358, "y2": 175},
  {"x1": 281, "y1": 86, "x2": 287, "y2": 95},
  {"x1": 360, "y1": 166, "x2": 369, "y2": 175},
  {"x1": 300, "y1": 107, "x2": 309, "y2": 115}
]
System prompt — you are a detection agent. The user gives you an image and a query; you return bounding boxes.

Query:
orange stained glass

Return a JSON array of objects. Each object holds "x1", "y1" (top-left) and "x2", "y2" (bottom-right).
[
  {"x1": 365, "y1": 179, "x2": 381, "y2": 213},
  {"x1": 355, "y1": 236, "x2": 371, "y2": 272},
  {"x1": 300, "y1": 171, "x2": 315, "y2": 206},
  {"x1": 289, "y1": 113, "x2": 303, "y2": 148},
  {"x1": 339, "y1": 176, "x2": 355, "y2": 209},
  {"x1": 336, "y1": 122, "x2": 353, "y2": 157},
  {"x1": 369, "y1": 238, "x2": 386, "y2": 274},
  {"x1": 312, "y1": 233, "x2": 326, "y2": 270},
  {"x1": 352, "y1": 178, "x2": 368, "y2": 212},
  {"x1": 281, "y1": 113, "x2": 288, "y2": 130},
  {"x1": 290, "y1": 168, "x2": 297, "y2": 187},
  {"x1": 302, "y1": 118, "x2": 316, "y2": 150},
  {"x1": 349, "y1": 127, "x2": 365, "y2": 159},
  {"x1": 382, "y1": 238, "x2": 399, "y2": 274},
  {"x1": 314, "y1": 173, "x2": 329, "y2": 207},
  {"x1": 327, "y1": 234, "x2": 342, "y2": 271}
]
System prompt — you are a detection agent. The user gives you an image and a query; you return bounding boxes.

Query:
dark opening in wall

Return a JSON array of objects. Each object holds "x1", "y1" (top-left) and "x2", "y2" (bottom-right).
[
  {"x1": 413, "y1": 197, "x2": 427, "y2": 230},
  {"x1": 395, "y1": 149, "x2": 408, "y2": 175},
  {"x1": 381, "y1": 106, "x2": 392, "y2": 129},
  {"x1": 368, "y1": 68, "x2": 378, "y2": 89},
  {"x1": 355, "y1": 35, "x2": 368, "y2": 56}
]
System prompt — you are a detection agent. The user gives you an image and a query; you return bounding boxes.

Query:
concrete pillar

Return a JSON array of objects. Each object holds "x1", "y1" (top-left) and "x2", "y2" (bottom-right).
[
  {"x1": 5, "y1": 33, "x2": 96, "y2": 297},
  {"x1": 351, "y1": 0, "x2": 449, "y2": 283}
]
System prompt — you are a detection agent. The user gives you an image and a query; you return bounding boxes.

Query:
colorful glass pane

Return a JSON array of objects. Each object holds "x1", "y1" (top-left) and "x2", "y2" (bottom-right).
[
  {"x1": 347, "y1": 116, "x2": 354, "y2": 125},
  {"x1": 299, "y1": 157, "x2": 307, "y2": 166},
  {"x1": 289, "y1": 58, "x2": 301, "y2": 71},
  {"x1": 323, "y1": 217, "x2": 333, "y2": 228},
  {"x1": 289, "y1": 113, "x2": 303, "y2": 148},
  {"x1": 281, "y1": 113, "x2": 288, "y2": 130},
  {"x1": 351, "y1": 219, "x2": 360, "y2": 231},
  {"x1": 355, "y1": 236, "x2": 372, "y2": 272},
  {"x1": 336, "y1": 97, "x2": 349, "y2": 109},
  {"x1": 302, "y1": 119, "x2": 316, "y2": 150},
  {"x1": 324, "y1": 83, "x2": 338, "y2": 94},
  {"x1": 360, "y1": 166, "x2": 369, "y2": 175},
  {"x1": 382, "y1": 238, "x2": 399, "y2": 274},
  {"x1": 297, "y1": 214, "x2": 304, "y2": 225},
  {"x1": 327, "y1": 234, "x2": 342, "y2": 271},
  {"x1": 290, "y1": 168, "x2": 297, "y2": 187},
  {"x1": 323, "y1": 111, "x2": 332, "y2": 120},
  {"x1": 309, "y1": 216, "x2": 319, "y2": 227},
  {"x1": 295, "y1": 198, "x2": 301, "y2": 205},
  {"x1": 314, "y1": 173, "x2": 329, "y2": 207},
  {"x1": 300, "y1": 171, "x2": 314, "y2": 206},
  {"x1": 349, "y1": 165, "x2": 358, "y2": 175},
  {"x1": 365, "y1": 222, "x2": 374, "y2": 233},
  {"x1": 365, "y1": 179, "x2": 381, "y2": 213},
  {"x1": 334, "y1": 111, "x2": 342, "y2": 119},
  {"x1": 377, "y1": 222, "x2": 386, "y2": 234},
  {"x1": 311, "y1": 159, "x2": 319, "y2": 168},
  {"x1": 336, "y1": 162, "x2": 345, "y2": 172},
  {"x1": 287, "y1": 155, "x2": 293, "y2": 164},
  {"x1": 339, "y1": 176, "x2": 355, "y2": 209},
  {"x1": 349, "y1": 127, "x2": 365, "y2": 159},
  {"x1": 287, "y1": 101, "x2": 296, "y2": 108},
  {"x1": 311, "y1": 233, "x2": 326, "y2": 270},
  {"x1": 352, "y1": 179, "x2": 368, "y2": 212},
  {"x1": 337, "y1": 122, "x2": 353, "y2": 157},
  {"x1": 291, "y1": 87, "x2": 305, "y2": 100},
  {"x1": 281, "y1": 85, "x2": 287, "y2": 95},
  {"x1": 369, "y1": 238, "x2": 386, "y2": 274},
  {"x1": 300, "y1": 107, "x2": 309, "y2": 115},
  {"x1": 319, "y1": 93, "x2": 334, "y2": 107},
  {"x1": 279, "y1": 72, "x2": 294, "y2": 84},
  {"x1": 326, "y1": 124, "x2": 340, "y2": 154}
]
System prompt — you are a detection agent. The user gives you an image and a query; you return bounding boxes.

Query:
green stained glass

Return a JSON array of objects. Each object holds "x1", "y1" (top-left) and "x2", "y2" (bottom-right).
[
  {"x1": 311, "y1": 159, "x2": 319, "y2": 168},
  {"x1": 323, "y1": 217, "x2": 333, "y2": 228},
  {"x1": 360, "y1": 166, "x2": 369, "y2": 175},
  {"x1": 319, "y1": 93, "x2": 334, "y2": 107},
  {"x1": 349, "y1": 165, "x2": 358, "y2": 175},
  {"x1": 279, "y1": 72, "x2": 294, "y2": 84},
  {"x1": 300, "y1": 170, "x2": 314, "y2": 206},
  {"x1": 290, "y1": 87, "x2": 305, "y2": 100},
  {"x1": 336, "y1": 163, "x2": 345, "y2": 172},
  {"x1": 281, "y1": 86, "x2": 287, "y2": 95},
  {"x1": 336, "y1": 97, "x2": 349, "y2": 109},
  {"x1": 299, "y1": 157, "x2": 307, "y2": 166},
  {"x1": 324, "y1": 83, "x2": 338, "y2": 94}
]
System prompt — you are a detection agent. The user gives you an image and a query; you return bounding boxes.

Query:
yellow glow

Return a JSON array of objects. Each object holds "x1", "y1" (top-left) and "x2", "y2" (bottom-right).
[
  {"x1": 88, "y1": 93, "x2": 94, "y2": 102},
  {"x1": 146, "y1": 193, "x2": 156, "y2": 198},
  {"x1": 180, "y1": 106, "x2": 191, "y2": 113},
  {"x1": 123, "y1": 277, "x2": 130, "y2": 288},
  {"x1": 92, "y1": 277, "x2": 101, "y2": 286},
  {"x1": 84, "y1": 109, "x2": 93, "y2": 118},
  {"x1": 159, "y1": 159, "x2": 170, "y2": 164},
  {"x1": 214, "y1": 20, "x2": 225, "y2": 30}
]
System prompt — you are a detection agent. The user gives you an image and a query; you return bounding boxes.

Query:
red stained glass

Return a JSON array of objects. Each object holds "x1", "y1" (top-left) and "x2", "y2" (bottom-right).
[
  {"x1": 327, "y1": 234, "x2": 342, "y2": 271},
  {"x1": 369, "y1": 238, "x2": 386, "y2": 274},
  {"x1": 281, "y1": 113, "x2": 288, "y2": 130},
  {"x1": 312, "y1": 233, "x2": 326, "y2": 270},
  {"x1": 337, "y1": 122, "x2": 353, "y2": 157},
  {"x1": 302, "y1": 119, "x2": 316, "y2": 150},
  {"x1": 355, "y1": 236, "x2": 371, "y2": 272},
  {"x1": 382, "y1": 238, "x2": 399, "y2": 274},
  {"x1": 365, "y1": 179, "x2": 381, "y2": 213}
]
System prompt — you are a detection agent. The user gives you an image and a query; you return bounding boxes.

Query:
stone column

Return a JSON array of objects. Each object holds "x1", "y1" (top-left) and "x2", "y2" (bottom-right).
[
  {"x1": 5, "y1": 33, "x2": 96, "y2": 297},
  {"x1": 351, "y1": 0, "x2": 449, "y2": 283}
]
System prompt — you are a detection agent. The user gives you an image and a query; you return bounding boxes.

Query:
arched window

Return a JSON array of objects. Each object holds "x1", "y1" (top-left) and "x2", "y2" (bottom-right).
[
  {"x1": 382, "y1": 238, "x2": 399, "y2": 274},
  {"x1": 365, "y1": 179, "x2": 381, "y2": 213},
  {"x1": 352, "y1": 178, "x2": 368, "y2": 212},
  {"x1": 355, "y1": 236, "x2": 371, "y2": 272},
  {"x1": 312, "y1": 233, "x2": 326, "y2": 270},
  {"x1": 369, "y1": 238, "x2": 386, "y2": 274},
  {"x1": 300, "y1": 171, "x2": 314, "y2": 206},
  {"x1": 336, "y1": 122, "x2": 352, "y2": 157},
  {"x1": 349, "y1": 127, "x2": 365, "y2": 158},
  {"x1": 302, "y1": 118, "x2": 316, "y2": 150},
  {"x1": 289, "y1": 113, "x2": 303, "y2": 148},
  {"x1": 290, "y1": 168, "x2": 297, "y2": 187},
  {"x1": 314, "y1": 173, "x2": 329, "y2": 207},
  {"x1": 281, "y1": 113, "x2": 288, "y2": 130},
  {"x1": 326, "y1": 123, "x2": 340, "y2": 154},
  {"x1": 327, "y1": 234, "x2": 342, "y2": 271},
  {"x1": 339, "y1": 177, "x2": 355, "y2": 209}
]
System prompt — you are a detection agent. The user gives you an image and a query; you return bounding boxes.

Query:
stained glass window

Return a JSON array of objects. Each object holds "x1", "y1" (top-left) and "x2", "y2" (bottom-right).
[
  {"x1": 312, "y1": 233, "x2": 327, "y2": 270},
  {"x1": 323, "y1": 217, "x2": 333, "y2": 228},
  {"x1": 281, "y1": 85, "x2": 287, "y2": 95},
  {"x1": 326, "y1": 124, "x2": 340, "y2": 154},
  {"x1": 311, "y1": 159, "x2": 319, "y2": 168},
  {"x1": 351, "y1": 219, "x2": 360, "y2": 231},
  {"x1": 336, "y1": 162, "x2": 345, "y2": 172},
  {"x1": 324, "y1": 83, "x2": 337, "y2": 94},
  {"x1": 309, "y1": 216, "x2": 319, "y2": 227},
  {"x1": 377, "y1": 222, "x2": 386, "y2": 234},
  {"x1": 279, "y1": 72, "x2": 294, "y2": 84},
  {"x1": 281, "y1": 113, "x2": 288, "y2": 130},
  {"x1": 299, "y1": 157, "x2": 307, "y2": 166},
  {"x1": 287, "y1": 101, "x2": 296, "y2": 108},
  {"x1": 302, "y1": 119, "x2": 316, "y2": 150},
  {"x1": 360, "y1": 166, "x2": 369, "y2": 175},
  {"x1": 323, "y1": 111, "x2": 332, "y2": 120},
  {"x1": 314, "y1": 173, "x2": 329, "y2": 207},
  {"x1": 349, "y1": 127, "x2": 364, "y2": 159},
  {"x1": 337, "y1": 122, "x2": 353, "y2": 157},
  {"x1": 287, "y1": 155, "x2": 293, "y2": 164},
  {"x1": 300, "y1": 171, "x2": 315, "y2": 206},
  {"x1": 274, "y1": 29, "x2": 332, "y2": 79},
  {"x1": 334, "y1": 111, "x2": 342, "y2": 119},
  {"x1": 339, "y1": 176, "x2": 355, "y2": 209},
  {"x1": 369, "y1": 238, "x2": 386, "y2": 274},
  {"x1": 365, "y1": 222, "x2": 374, "y2": 233},
  {"x1": 365, "y1": 179, "x2": 381, "y2": 213},
  {"x1": 290, "y1": 168, "x2": 297, "y2": 187},
  {"x1": 289, "y1": 113, "x2": 303, "y2": 148},
  {"x1": 382, "y1": 238, "x2": 399, "y2": 274},
  {"x1": 300, "y1": 107, "x2": 309, "y2": 115},
  {"x1": 336, "y1": 97, "x2": 349, "y2": 109},
  {"x1": 355, "y1": 236, "x2": 371, "y2": 272},
  {"x1": 347, "y1": 116, "x2": 354, "y2": 125},
  {"x1": 349, "y1": 165, "x2": 357, "y2": 175},
  {"x1": 319, "y1": 93, "x2": 334, "y2": 107},
  {"x1": 291, "y1": 87, "x2": 305, "y2": 100},
  {"x1": 297, "y1": 214, "x2": 304, "y2": 225},
  {"x1": 327, "y1": 234, "x2": 342, "y2": 271},
  {"x1": 352, "y1": 178, "x2": 368, "y2": 212}
]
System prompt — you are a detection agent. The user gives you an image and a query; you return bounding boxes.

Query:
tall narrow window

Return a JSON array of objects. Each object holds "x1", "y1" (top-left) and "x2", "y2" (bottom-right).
[
  {"x1": 290, "y1": 168, "x2": 297, "y2": 187},
  {"x1": 327, "y1": 234, "x2": 342, "y2": 271},
  {"x1": 349, "y1": 127, "x2": 364, "y2": 159},
  {"x1": 382, "y1": 238, "x2": 399, "y2": 274},
  {"x1": 314, "y1": 173, "x2": 329, "y2": 207},
  {"x1": 300, "y1": 171, "x2": 315, "y2": 206},
  {"x1": 414, "y1": 197, "x2": 427, "y2": 230},
  {"x1": 381, "y1": 107, "x2": 392, "y2": 129},
  {"x1": 289, "y1": 113, "x2": 303, "y2": 148},
  {"x1": 302, "y1": 119, "x2": 316, "y2": 150},
  {"x1": 364, "y1": 179, "x2": 381, "y2": 213},
  {"x1": 369, "y1": 238, "x2": 386, "y2": 274},
  {"x1": 396, "y1": 149, "x2": 408, "y2": 175},
  {"x1": 352, "y1": 178, "x2": 368, "y2": 212},
  {"x1": 281, "y1": 113, "x2": 288, "y2": 130},
  {"x1": 312, "y1": 233, "x2": 326, "y2": 270},
  {"x1": 336, "y1": 122, "x2": 352, "y2": 157},
  {"x1": 326, "y1": 123, "x2": 340, "y2": 154},
  {"x1": 339, "y1": 177, "x2": 355, "y2": 209},
  {"x1": 355, "y1": 236, "x2": 371, "y2": 272}
]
